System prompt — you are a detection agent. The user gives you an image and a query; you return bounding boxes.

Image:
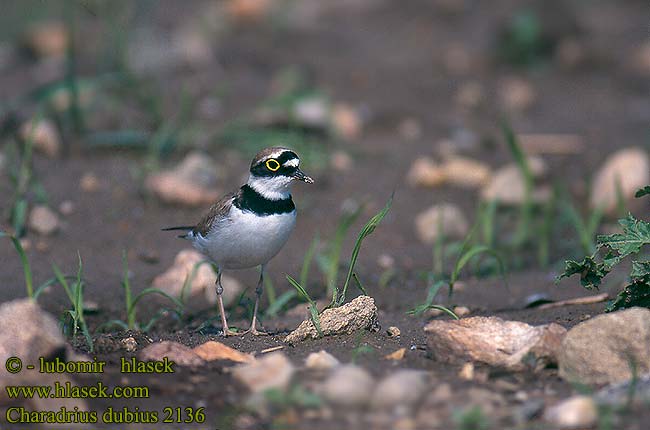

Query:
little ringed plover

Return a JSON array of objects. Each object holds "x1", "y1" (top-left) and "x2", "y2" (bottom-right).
[{"x1": 163, "y1": 147, "x2": 313, "y2": 336}]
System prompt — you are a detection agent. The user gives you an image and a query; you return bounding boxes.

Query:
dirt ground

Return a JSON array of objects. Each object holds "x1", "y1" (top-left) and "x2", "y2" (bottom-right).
[{"x1": 2, "y1": 1, "x2": 650, "y2": 429}]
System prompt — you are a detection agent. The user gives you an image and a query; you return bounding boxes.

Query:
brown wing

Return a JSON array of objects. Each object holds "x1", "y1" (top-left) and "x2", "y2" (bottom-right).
[{"x1": 194, "y1": 190, "x2": 238, "y2": 236}]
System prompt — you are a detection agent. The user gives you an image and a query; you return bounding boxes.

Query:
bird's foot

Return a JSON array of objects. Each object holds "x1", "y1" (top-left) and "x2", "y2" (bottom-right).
[
  {"x1": 240, "y1": 327, "x2": 269, "y2": 336},
  {"x1": 222, "y1": 328, "x2": 240, "y2": 337}
]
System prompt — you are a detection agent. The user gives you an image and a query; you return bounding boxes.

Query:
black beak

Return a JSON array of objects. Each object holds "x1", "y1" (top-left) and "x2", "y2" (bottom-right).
[{"x1": 293, "y1": 168, "x2": 314, "y2": 184}]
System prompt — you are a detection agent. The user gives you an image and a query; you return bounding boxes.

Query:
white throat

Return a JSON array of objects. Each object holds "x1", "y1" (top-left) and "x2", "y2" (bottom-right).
[{"x1": 248, "y1": 174, "x2": 292, "y2": 200}]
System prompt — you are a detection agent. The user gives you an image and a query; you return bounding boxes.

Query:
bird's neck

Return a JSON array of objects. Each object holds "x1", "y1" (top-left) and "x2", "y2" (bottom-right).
[{"x1": 247, "y1": 175, "x2": 292, "y2": 201}]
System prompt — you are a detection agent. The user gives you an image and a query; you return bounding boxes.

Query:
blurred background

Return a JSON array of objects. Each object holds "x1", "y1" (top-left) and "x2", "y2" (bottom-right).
[{"x1": 1, "y1": 0, "x2": 649, "y2": 313}]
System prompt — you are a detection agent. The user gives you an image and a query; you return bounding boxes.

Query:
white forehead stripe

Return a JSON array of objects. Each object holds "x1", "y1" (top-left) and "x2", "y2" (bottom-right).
[
  {"x1": 265, "y1": 150, "x2": 286, "y2": 160},
  {"x1": 284, "y1": 158, "x2": 299, "y2": 167}
]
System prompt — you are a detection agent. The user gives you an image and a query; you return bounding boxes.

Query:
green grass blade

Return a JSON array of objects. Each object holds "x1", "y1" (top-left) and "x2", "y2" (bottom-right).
[
  {"x1": 1, "y1": 231, "x2": 34, "y2": 299},
  {"x1": 300, "y1": 233, "x2": 319, "y2": 288},
  {"x1": 502, "y1": 121, "x2": 533, "y2": 246},
  {"x1": 450, "y1": 245, "x2": 507, "y2": 296},
  {"x1": 286, "y1": 275, "x2": 322, "y2": 337},
  {"x1": 265, "y1": 290, "x2": 298, "y2": 318},
  {"x1": 336, "y1": 193, "x2": 393, "y2": 306}
]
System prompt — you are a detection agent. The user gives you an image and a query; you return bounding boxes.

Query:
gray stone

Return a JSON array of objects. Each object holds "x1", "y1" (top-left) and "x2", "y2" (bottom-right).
[
  {"x1": 322, "y1": 365, "x2": 375, "y2": 408},
  {"x1": 371, "y1": 370, "x2": 428, "y2": 412},
  {"x1": 559, "y1": 307, "x2": 650, "y2": 384},
  {"x1": 544, "y1": 396, "x2": 598, "y2": 429}
]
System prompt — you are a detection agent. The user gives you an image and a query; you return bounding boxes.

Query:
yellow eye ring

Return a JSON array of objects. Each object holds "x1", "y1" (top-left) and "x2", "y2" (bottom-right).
[{"x1": 266, "y1": 159, "x2": 281, "y2": 171}]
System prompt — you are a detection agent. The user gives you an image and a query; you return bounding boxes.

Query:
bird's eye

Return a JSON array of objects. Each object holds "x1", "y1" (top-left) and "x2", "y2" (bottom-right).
[{"x1": 265, "y1": 159, "x2": 281, "y2": 171}]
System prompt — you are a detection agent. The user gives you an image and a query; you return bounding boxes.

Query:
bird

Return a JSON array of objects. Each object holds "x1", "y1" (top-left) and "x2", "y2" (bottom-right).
[{"x1": 163, "y1": 147, "x2": 313, "y2": 336}]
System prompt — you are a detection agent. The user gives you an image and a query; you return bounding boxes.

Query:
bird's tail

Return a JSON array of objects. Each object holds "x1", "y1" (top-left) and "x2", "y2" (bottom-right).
[{"x1": 161, "y1": 226, "x2": 195, "y2": 239}]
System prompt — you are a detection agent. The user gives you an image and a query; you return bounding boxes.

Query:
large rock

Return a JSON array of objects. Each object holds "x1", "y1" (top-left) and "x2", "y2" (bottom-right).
[
  {"x1": 424, "y1": 316, "x2": 566, "y2": 371},
  {"x1": 0, "y1": 299, "x2": 66, "y2": 369},
  {"x1": 589, "y1": 148, "x2": 650, "y2": 215},
  {"x1": 284, "y1": 295, "x2": 378, "y2": 344},
  {"x1": 559, "y1": 307, "x2": 650, "y2": 384},
  {"x1": 414, "y1": 203, "x2": 469, "y2": 244},
  {"x1": 146, "y1": 151, "x2": 221, "y2": 206},
  {"x1": 152, "y1": 249, "x2": 242, "y2": 307}
]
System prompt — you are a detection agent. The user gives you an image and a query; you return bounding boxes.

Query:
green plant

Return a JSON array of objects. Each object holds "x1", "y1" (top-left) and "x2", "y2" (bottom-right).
[
  {"x1": 558, "y1": 187, "x2": 650, "y2": 311},
  {"x1": 102, "y1": 251, "x2": 184, "y2": 331},
  {"x1": 0, "y1": 231, "x2": 63, "y2": 300},
  {"x1": 286, "y1": 275, "x2": 322, "y2": 337},
  {"x1": 497, "y1": 10, "x2": 553, "y2": 67},
  {"x1": 453, "y1": 405, "x2": 490, "y2": 430},
  {"x1": 407, "y1": 279, "x2": 458, "y2": 319},
  {"x1": 331, "y1": 194, "x2": 393, "y2": 307},
  {"x1": 54, "y1": 254, "x2": 93, "y2": 351}
]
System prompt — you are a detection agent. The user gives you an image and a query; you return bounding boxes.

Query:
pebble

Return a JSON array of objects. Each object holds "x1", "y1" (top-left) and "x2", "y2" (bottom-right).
[
  {"x1": 455, "y1": 81, "x2": 484, "y2": 110},
  {"x1": 80, "y1": 173, "x2": 101, "y2": 192},
  {"x1": 19, "y1": 119, "x2": 60, "y2": 158},
  {"x1": 321, "y1": 365, "x2": 375, "y2": 408},
  {"x1": 377, "y1": 254, "x2": 395, "y2": 269},
  {"x1": 146, "y1": 151, "x2": 221, "y2": 206},
  {"x1": 441, "y1": 156, "x2": 491, "y2": 188},
  {"x1": 498, "y1": 77, "x2": 537, "y2": 112},
  {"x1": 386, "y1": 326, "x2": 401, "y2": 337},
  {"x1": 28, "y1": 205, "x2": 60, "y2": 235},
  {"x1": 453, "y1": 306, "x2": 471, "y2": 317},
  {"x1": 398, "y1": 118, "x2": 423, "y2": 140},
  {"x1": 331, "y1": 103, "x2": 362, "y2": 140},
  {"x1": 304, "y1": 350, "x2": 340, "y2": 371},
  {"x1": 138, "y1": 341, "x2": 205, "y2": 367},
  {"x1": 58, "y1": 200, "x2": 75, "y2": 216},
  {"x1": 370, "y1": 370, "x2": 429, "y2": 411},
  {"x1": 414, "y1": 203, "x2": 469, "y2": 244},
  {"x1": 480, "y1": 157, "x2": 550, "y2": 205},
  {"x1": 192, "y1": 341, "x2": 254, "y2": 363},
  {"x1": 330, "y1": 150, "x2": 354, "y2": 171},
  {"x1": 232, "y1": 352, "x2": 295, "y2": 393},
  {"x1": 407, "y1": 157, "x2": 445, "y2": 187},
  {"x1": 24, "y1": 21, "x2": 68, "y2": 58},
  {"x1": 589, "y1": 147, "x2": 650, "y2": 215},
  {"x1": 544, "y1": 396, "x2": 598, "y2": 429}
]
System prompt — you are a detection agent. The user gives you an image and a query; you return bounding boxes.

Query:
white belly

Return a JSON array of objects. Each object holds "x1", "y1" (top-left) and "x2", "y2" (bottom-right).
[{"x1": 193, "y1": 208, "x2": 296, "y2": 269}]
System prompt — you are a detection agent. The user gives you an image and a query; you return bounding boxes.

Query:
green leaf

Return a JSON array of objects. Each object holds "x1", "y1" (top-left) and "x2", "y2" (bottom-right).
[
  {"x1": 606, "y1": 276, "x2": 650, "y2": 312},
  {"x1": 557, "y1": 256, "x2": 609, "y2": 289},
  {"x1": 597, "y1": 214, "x2": 650, "y2": 259},
  {"x1": 635, "y1": 186, "x2": 650, "y2": 198},
  {"x1": 631, "y1": 261, "x2": 650, "y2": 279}
]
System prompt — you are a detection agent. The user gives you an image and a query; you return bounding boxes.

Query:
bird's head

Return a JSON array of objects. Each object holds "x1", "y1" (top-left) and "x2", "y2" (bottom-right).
[{"x1": 247, "y1": 147, "x2": 314, "y2": 200}]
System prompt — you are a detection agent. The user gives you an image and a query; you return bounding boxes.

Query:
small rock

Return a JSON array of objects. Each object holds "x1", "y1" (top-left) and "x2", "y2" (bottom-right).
[
  {"x1": 458, "y1": 362, "x2": 475, "y2": 380},
  {"x1": 24, "y1": 21, "x2": 68, "y2": 58},
  {"x1": 138, "y1": 341, "x2": 204, "y2": 367},
  {"x1": 398, "y1": 118, "x2": 423, "y2": 140},
  {"x1": 226, "y1": 0, "x2": 273, "y2": 22},
  {"x1": 428, "y1": 383, "x2": 453, "y2": 405},
  {"x1": 455, "y1": 81, "x2": 484, "y2": 110},
  {"x1": 80, "y1": 172, "x2": 101, "y2": 192},
  {"x1": 407, "y1": 157, "x2": 445, "y2": 187},
  {"x1": 559, "y1": 307, "x2": 650, "y2": 384},
  {"x1": 58, "y1": 200, "x2": 75, "y2": 216},
  {"x1": 330, "y1": 150, "x2": 354, "y2": 171},
  {"x1": 19, "y1": 119, "x2": 60, "y2": 157},
  {"x1": 371, "y1": 370, "x2": 428, "y2": 411},
  {"x1": 441, "y1": 156, "x2": 491, "y2": 188},
  {"x1": 322, "y1": 365, "x2": 375, "y2": 408},
  {"x1": 589, "y1": 147, "x2": 650, "y2": 215},
  {"x1": 146, "y1": 151, "x2": 221, "y2": 206},
  {"x1": 498, "y1": 77, "x2": 537, "y2": 112},
  {"x1": 481, "y1": 156, "x2": 549, "y2": 205},
  {"x1": 544, "y1": 396, "x2": 598, "y2": 429},
  {"x1": 424, "y1": 316, "x2": 567, "y2": 370},
  {"x1": 453, "y1": 306, "x2": 471, "y2": 317},
  {"x1": 304, "y1": 350, "x2": 340, "y2": 371},
  {"x1": 332, "y1": 103, "x2": 362, "y2": 140},
  {"x1": 385, "y1": 348, "x2": 406, "y2": 361},
  {"x1": 121, "y1": 337, "x2": 138, "y2": 352},
  {"x1": 284, "y1": 295, "x2": 378, "y2": 344},
  {"x1": 631, "y1": 42, "x2": 650, "y2": 75},
  {"x1": 152, "y1": 249, "x2": 242, "y2": 307},
  {"x1": 387, "y1": 326, "x2": 401, "y2": 337},
  {"x1": 192, "y1": 341, "x2": 254, "y2": 363},
  {"x1": 28, "y1": 205, "x2": 60, "y2": 235},
  {"x1": 35, "y1": 239, "x2": 49, "y2": 253},
  {"x1": 377, "y1": 253, "x2": 395, "y2": 269},
  {"x1": 414, "y1": 203, "x2": 469, "y2": 244},
  {"x1": 232, "y1": 352, "x2": 294, "y2": 393},
  {"x1": 292, "y1": 96, "x2": 329, "y2": 128}
]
